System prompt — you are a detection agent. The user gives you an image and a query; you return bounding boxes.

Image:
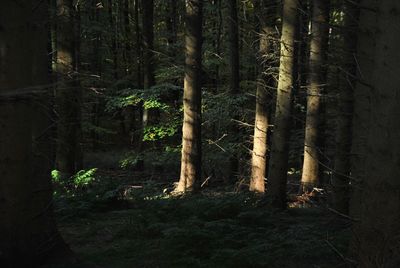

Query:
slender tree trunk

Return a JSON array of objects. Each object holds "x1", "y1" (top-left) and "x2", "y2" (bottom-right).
[
  {"x1": 0, "y1": 1, "x2": 69, "y2": 265},
  {"x1": 176, "y1": 0, "x2": 203, "y2": 192},
  {"x1": 166, "y1": 0, "x2": 178, "y2": 49},
  {"x1": 351, "y1": 0, "x2": 400, "y2": 265},
  {"x1": 55, "y1": 0, "x2": 82, "y2": 179},
  {"x1": 267, "y1": 0, "x2": 299, "y2": 209},
  {"x1": 124, "y1": 0, "x2": 132, "y2": 75},
  {"x1": 90, "y1": 0, "x2": 102, "y2": 150},
  {"x1": 227, "y1": 0, "x2": 241, "y2": 182},
  {"x1": 215, "y1": 0, "x2": 223, "y2": 92},
  {"x1": 142, "y1": 0, "x2": 155, "y2": 91},
  {"x1": 227, "y1": 0, "x2": 240, "y2": 94},
  {"x1": 250, "y1": 0, "x2": 276, "y2": 193},
  {"x1": 142, "y1": 0, "x2": 155, "y2": 101},
  {"x1": 299, "y1": 0, "x2": 330, "y2": 193},
  {"x1": 136, "y1": 0, "x2": 155, "y2": 170},
  {"x1": 134, "y1": 0, "x2": 143, "y2": 87},
  {"x1": 331, "y1": 0, "x2": 359, "y2": 214},
  {"x1": 108, "y1": 0, "x2": 119, "y2": 79}
]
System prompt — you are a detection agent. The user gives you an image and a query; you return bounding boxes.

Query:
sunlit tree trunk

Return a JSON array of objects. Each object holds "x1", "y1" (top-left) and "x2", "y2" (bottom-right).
[
  {"x1": 267, "y1": 0, "x2": 299, "y2": 208},
  {"x1": 55, "y1": 0, "x2": 82, "y2": 179},
  {"x1": 0, "y1": 1, "x2": 69, "y2": 265},
  {"x1": 176, "y1": 0, "x2": 203, "y2": 192},
  {"x1": 299, "y1": 0, "x2": 330, "y2": 193},
  {"x1": 250, "y1": 0, "x2": 276, "y2": 193},
  {"x1": 351, "y1": 0, "x2": 400, "y2": 265},
  {"x1": 331, "y1": 0, "x2": 359, "y2": 214}
]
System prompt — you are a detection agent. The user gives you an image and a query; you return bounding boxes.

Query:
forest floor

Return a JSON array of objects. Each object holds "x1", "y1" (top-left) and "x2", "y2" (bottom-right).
[{"x1": 55, "y1": 169, "x2": 353, "y2": 268}]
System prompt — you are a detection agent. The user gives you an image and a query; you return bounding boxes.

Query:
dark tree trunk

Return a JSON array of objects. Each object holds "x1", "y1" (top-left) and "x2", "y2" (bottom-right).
[
  {"x1": 331, "y1": 0, "x2": 360, "y2": 214},
  {"x1": 55, "y1": 0, "x2": 82, "y2": 179},
  {"x1": 351, "y1": 0, "x2": 400, "y2": 265},
  {"x1": 108, "y1": 0, "x2": 119, "y2": 79},
  {"x1": 226, "y1": 0, "x2": 241, "y2": 182},
  {"x1": 0, "y1": 1, "x2": 70, "y2": 265}
]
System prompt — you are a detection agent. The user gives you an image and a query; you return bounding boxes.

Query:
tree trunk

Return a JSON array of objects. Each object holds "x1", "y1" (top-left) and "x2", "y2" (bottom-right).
[
  {"x1": 134, "y1": 0, "x2": 143, "y2": 87},
  {"x1": 124, "y1": 0, "x2": 132, "y2": 75},
  {"x1": 142, "y1": 0, "x2": 155, "y2": 121},
  {"x1": 176, "y1": 0, "x2": 203, "y2": 192},
  {"x1": 166, "y1": 0, "x2": 178, "y2": 49},
  {"x1": 351, "y1": 0, "x2": 400, "y2": 266},
  {"x1": 142, "y1": 0, "x2": 155, "y2": 91},
  {"x1": 299, "y1": 0, "x2": 330, "y2": 193},
  {"x1": 227, "y1": 0, "x2": 241, "y2": 182},
  {"x1": 55, "y1": 0, "x2": 82, "y2": 179},
  {"x1": 267, "y1": 0, "x2": 299, "y2": 209},
  {"x1": 227, "y1": 0, "x2": 240, "y2": 94},
  {"x1": 108, "y1": 0, "x2": 119, "y2": 79},
  {"x1": 0, "y1": 1, "x2": 69, "y2": 265},
  {"x1": 331, "y1": 0, "x2": 359, "y2": 214},
  {"x1": 250, "y1": 0, "x2": 276, "y2": 193}
]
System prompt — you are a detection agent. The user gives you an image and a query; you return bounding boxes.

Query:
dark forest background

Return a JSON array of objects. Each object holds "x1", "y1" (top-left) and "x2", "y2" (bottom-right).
[{"x1": 1, "y1": 0, "x2": 400, "y2": 267}]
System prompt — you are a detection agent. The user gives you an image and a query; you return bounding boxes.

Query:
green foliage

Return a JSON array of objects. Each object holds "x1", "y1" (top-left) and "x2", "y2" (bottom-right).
[
  {"x1": 72, "y1": 168, "x2": 98, "y2": 189},
  {"x1": 119, "y1": 153, "x2": 142, "y2": 169},
  {"x1": 51, "y1": 169, "x2": 61, "y2": 183},
  {"x1": 143, "y1": 122, "x2": 179, "y2": 141},
  {"x1": 52, "y1": 168, "x2": 98, "y2": 195}
]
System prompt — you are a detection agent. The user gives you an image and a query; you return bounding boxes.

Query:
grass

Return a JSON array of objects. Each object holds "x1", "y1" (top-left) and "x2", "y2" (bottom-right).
[{"x1": 56, "y1": 176, "x2": 351, "y2": 268}]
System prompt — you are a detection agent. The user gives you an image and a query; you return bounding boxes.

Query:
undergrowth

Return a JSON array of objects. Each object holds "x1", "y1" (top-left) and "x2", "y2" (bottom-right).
[{"x1": 56, "y1": 174, "x2": 351, "y2": 268}]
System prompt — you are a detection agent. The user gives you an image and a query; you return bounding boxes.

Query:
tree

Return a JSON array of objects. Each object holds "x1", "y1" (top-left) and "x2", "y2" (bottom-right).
[
  {"x1": 107, "y1": 0, "x2": 119, "y2": 79},
  {"x1": 0, "y1": 1, "x2": 69, "y2": 265},
  {"x1": 250, "y1": 0, "x2": 277, "y2": 193},
  {"x1": 350, "y1": 0, "x2": 400, "y2": 266},
  {"x1": 55, "y1": 0, "x2": 82, "y2": 179},
  {"x1": 267, "y1": 0, "x2": 299, "y2": 208},
  {"x1": 227, "y1": 0, "x2": 240, "y2": 94},
  {"x1": 227, "y1": 0, "x2": 241, "y2": 181},
  {"x1": 176, "y1": 0, "x2": 203, "y2": 192},
  {"x1": 299, "y1": 0, "x2": 330, "y2": 193},
  {"x1": 331, "y1": 0, "x2": 359, "y2": 214}
]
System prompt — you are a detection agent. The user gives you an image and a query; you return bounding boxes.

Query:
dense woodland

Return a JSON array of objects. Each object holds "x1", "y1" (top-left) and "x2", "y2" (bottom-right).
[{"x1": 1, "y1": 0, "x2": 400, "y2": 267}]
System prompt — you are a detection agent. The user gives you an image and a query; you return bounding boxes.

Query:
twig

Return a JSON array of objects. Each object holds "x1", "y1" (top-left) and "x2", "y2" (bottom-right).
[
  {"x1": 327, "y1": 207, "x2": 360, "y2": 222},
  {"x1": 326, "y1": 239, "x2": 347, "y2": 262},
  {"x1": 201, "y1": 176, "x2": 212, "y2": 188}
]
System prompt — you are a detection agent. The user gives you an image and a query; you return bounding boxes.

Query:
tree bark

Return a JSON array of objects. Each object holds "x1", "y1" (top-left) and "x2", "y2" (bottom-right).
[
  {"x1": 176, "y1": 0, "x2": 203, "y2": 192},
  {"x1": 55, "y1": 0, "x2": 82, "y2": 179},
  {"x1": 0, "y1": 1, "x2": 69, "y2": 265},
  {"x1": 227, "y1": 0, "x2": 240, "y2": 94},
  {"x1": 351, "y1": 0, "x2": 400, "y2": 266},
  {"x1": 108, "y1": 0, "x2": 119, "y2": 79},
  {"x1": 331, "y1": 0, "x2": 359, "y2": 214},
  {"x1": 250, "y1": 0, "x2": 276, "y2": 193},
  {"x1": 142, "y1": 0, "x2": 155, "y2": 90},
  {"x1": 267, "y1": 0, "x2": 299, "y2": 208},
  {"x1": 227, "y1": 0, "x2": 241, "y2": 182},
  {"x1": 300, "y1": 0, "x2": 330, "y2": 193}
]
